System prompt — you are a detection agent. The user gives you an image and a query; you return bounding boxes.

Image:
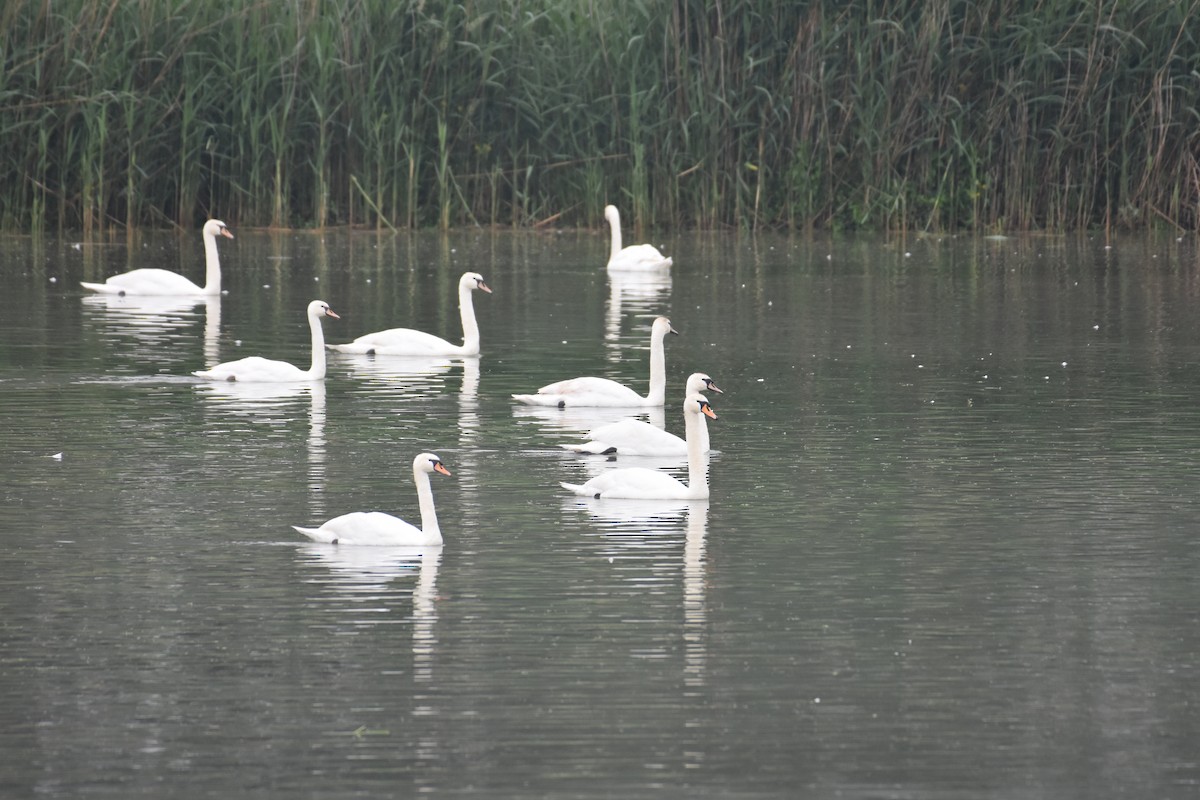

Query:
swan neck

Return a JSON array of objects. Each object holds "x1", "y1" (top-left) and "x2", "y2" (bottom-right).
[
  {"x1": 684, "y1": 405, "x2": 710, "y2": 499},
  {"x1": 458, "y1": 284, "x2": 480, "y2": 354},
  {"x1": 202, "y1": 230, "x2": 222, "y2": 295},
  {"x1": 307, "y1": 312, "x2": 327, "y2": 379},
  {"x1": 608, "y1": 213, "x2": 623, "y2": 260},
  {"x1": 647, "y1": 329, "x2": 667, "y2": 404},
  {"x1": 413, "y1": 467, "x2": 441, "y2": 538}
]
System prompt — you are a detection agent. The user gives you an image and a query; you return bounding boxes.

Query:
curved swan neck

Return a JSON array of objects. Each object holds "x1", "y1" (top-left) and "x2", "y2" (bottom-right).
[
  {"x1": 413, "y1": 467, "x2": 441, "y2": 537},
  {"x1": 646, "y1": 329, "x2": 667, "y2": 404},
  {"x1": 201, "y1": 229, "x2": 222, "y2": 295},
  {"x1": 608, "y1": 211, "x2": 623, "y2": 260},
  {"x1": 684, "y1": 403, "x2": 710, "y2": 499},
  {"x1": 458, "y1": 282, "x2": 480, "y2": 354},
  {"x1": 307, "y1": 311, "x2": 328, "y2": 379}
]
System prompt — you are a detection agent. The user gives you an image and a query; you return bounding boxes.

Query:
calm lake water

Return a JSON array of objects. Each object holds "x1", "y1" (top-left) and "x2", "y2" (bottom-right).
[{"x1": 1, "y1": 226, "x2": 1198, "y2": 798}]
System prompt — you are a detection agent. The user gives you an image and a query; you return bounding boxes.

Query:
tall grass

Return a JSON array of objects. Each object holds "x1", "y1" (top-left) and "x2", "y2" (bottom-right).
[{"x1": 2, "y1": 0, "x2": 1199, "y2": 233}]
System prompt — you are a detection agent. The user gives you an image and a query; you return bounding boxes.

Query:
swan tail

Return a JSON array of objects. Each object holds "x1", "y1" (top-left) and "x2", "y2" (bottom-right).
[
  {"x1": 560, "y1": 482, "x2": 599, "y2": 497},
  {"x1": 292, "y1": 525, "x2": 338, "y2": 543},
  {"x1": 559, "y1": 441, "x2": 615, "y2": 455},
  {"x1": 512, "y1": 393, "x2": 566, "y2": 407},
  {"x1": 326, "y1": 343, "x2": 367, "y2": 353},
  {"x1": 80, "y1": 281, "x2": 118, "y2": 294}
]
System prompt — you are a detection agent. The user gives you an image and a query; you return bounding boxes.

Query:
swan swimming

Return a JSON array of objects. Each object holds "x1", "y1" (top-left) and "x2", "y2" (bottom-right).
[
  {"x1": 292, "y1": 453, "x2": 451, "y2": 546},
  {"x1": 605, "y1": 205, "x2": 672, "y2": 272},
  {"x1": 512, "y1": 316, "x2": 678, "y2": 407},
  {"x1": 561, "y1": 373, "x2": 722, "y2": 455},
  {"x1": 193, "y1": 300, "x2": 339, "y2": 382},
  {"x1": 329, "y1": 272, "x2": 491, "y2": 356},
  {"x1": 560, "y1": 384, "x2": 718, "y2": 500},
  {"x1": 81, "y1": 219, "x2": 233, "y2": 296}
]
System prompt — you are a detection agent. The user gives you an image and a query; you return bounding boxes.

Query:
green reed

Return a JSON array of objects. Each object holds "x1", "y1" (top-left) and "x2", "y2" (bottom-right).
[{"x1": 2, "y1": 0, "x2": 1199, "y2": 233}]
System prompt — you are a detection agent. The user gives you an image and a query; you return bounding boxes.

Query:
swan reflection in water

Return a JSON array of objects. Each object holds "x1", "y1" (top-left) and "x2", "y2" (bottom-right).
[
  {"x1": 296, "y1": 545, "x2": 442, "y2": 680},
  {"x1": 512, "y1": 403, "x2": 667, "y2": 437},
  {"x1": 332, "y1": 352, "x2": 481, "y2": 424},
  {"x1": 564, "y1": 498, "x2": 710, "y2": 686},
  {"x1": 335, "y1": 352, "x2": 454, "y2": 392},
  {"x1": 605, "y1": 270, "x2": 672, "y2": 363},
  {"x1": 82, "y1": 293, "x2": 222, "y2": 367},
  {"x1": 196, "y1": 380, "x2": 327, "y2": 517}
]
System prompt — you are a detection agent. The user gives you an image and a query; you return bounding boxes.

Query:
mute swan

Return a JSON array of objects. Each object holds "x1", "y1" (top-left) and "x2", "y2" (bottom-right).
[
  {"x1": 561, "y1": 373, "x2": 722, "y2": 455},
  {"x1": 605, "y1": 205, "x2": 672, "y2": 272},
  {"x1": 292, "y1": 453, "x2": 451, "y2": 546},
  {"x1": 81, "y1": 219, "x2": 233, "y2": 296},
  {"x1": 561, "y1": 387, "x2": 717, "y2": 499},
  {"x1": 512, "y1": 316, "x2": 678, "y2": 407},
  {"x1": 329, "y1": 272, "x2": 492, "y2": 356},
  {"x1": 193, "y1": 300, "x2": 339, "y2": 382}
]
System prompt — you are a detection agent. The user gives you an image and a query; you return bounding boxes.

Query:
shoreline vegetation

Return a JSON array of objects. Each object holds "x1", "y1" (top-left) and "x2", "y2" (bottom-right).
[{"x1": 3, "y1": 1, "x2": 1199, "y2": 235}]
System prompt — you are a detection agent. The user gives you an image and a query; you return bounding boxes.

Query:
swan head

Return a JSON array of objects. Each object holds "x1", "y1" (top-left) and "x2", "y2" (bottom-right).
[
  {"x1": 686, "y1": 372, "x2": 723, "y2": 395},
  {"x1": 686, "y1": 394, "x2": 718, "y2": 421},
  {"x1": 307, "y1": 300, "x2": 340, "y2": 320},
  {"x1": 604, "y1": 205, "x2": 620, "y2": 224},
  {"x1": 652, "y1": 316, "x2": 679, "y2": 338},
  {"x1": 414, "y1": 452, "x2": 452, "y2": 477},
  {"x1": 204, "y1": 219, "x2": 234, "y2": 240},
  {"x1": 461, "y1": 272, "x2": 492, "y2": 294}
]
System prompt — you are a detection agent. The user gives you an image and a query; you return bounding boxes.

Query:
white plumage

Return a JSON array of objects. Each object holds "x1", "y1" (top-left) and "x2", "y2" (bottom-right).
[
  {"x1": 329, "y1": 272, "x2": 491, "y2": 356},
  {"x1": 293, "y1": 453, "x2": 451, "y2": 546},
  {"x1": 604, "y1": 205, "x2": 672, "y2": 272},
  {"x1": 193, "y1": 300, "x2": 339, "y2": 382},
  {"x1": 512, "y1": 316, "x2": 678, "y2": 407},
  {"x1": 561, "y1": 373, "x2": 722, "y2": 455},
  {"x1": 81, "y1": 219, "x2": 233, "y2": 296},
  {"x1": 561, "y1": 384, "x2": 718, "y2": 500}
]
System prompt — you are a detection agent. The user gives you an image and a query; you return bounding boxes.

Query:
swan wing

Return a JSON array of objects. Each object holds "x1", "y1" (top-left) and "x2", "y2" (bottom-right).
[
  {"x1": 514, "y1": 376, "x2": 645, "y2": 407},
  {"x1": 561, "y1": 466, "x2": 691, "y2": 500},
  {"x1": 330, "y1": 328, "x2": 463, "y2": 356},
  {"x1": 293, "y1": 511, "x2": 433, "y2": 546},
  {"x1": 82, "y1": 268, "x2": 205, "y2": 296},
  {"x1": 608, "y1": 245, "x2": 672, "y2": 272},
  {"x1": 194, "y1": 356, "x2": 307, "y2": 383},
  {"x1": 567, "y1": 418, "x2": 687, "y2": 455}
]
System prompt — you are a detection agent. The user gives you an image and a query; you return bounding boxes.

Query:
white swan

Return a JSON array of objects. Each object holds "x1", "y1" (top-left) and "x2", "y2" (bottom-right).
[
  {"x1": 292, "y1": 453, "x2": 451, "y2": 546},
  {"x1": 512, "y1": 316, "x2": 678, "y2": 407},
  {"x1": 193, "y1": 300, "x2": 339, "y2": 382},
  {"x1": 561, "y1": 373, "x2": 722, "y2": 455},
  {"x1": 329, "y1": 272, "x2": 491, "y2": 356},
  {"x1": 81, "y1": 219, "x2": 233, "y2": 296},
  {"x1": 605, "y1": 205, "x2": 672, "y2": 272},
  {"x1": 561, "y1": 387, "x2": 717, "y2": 500}
]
